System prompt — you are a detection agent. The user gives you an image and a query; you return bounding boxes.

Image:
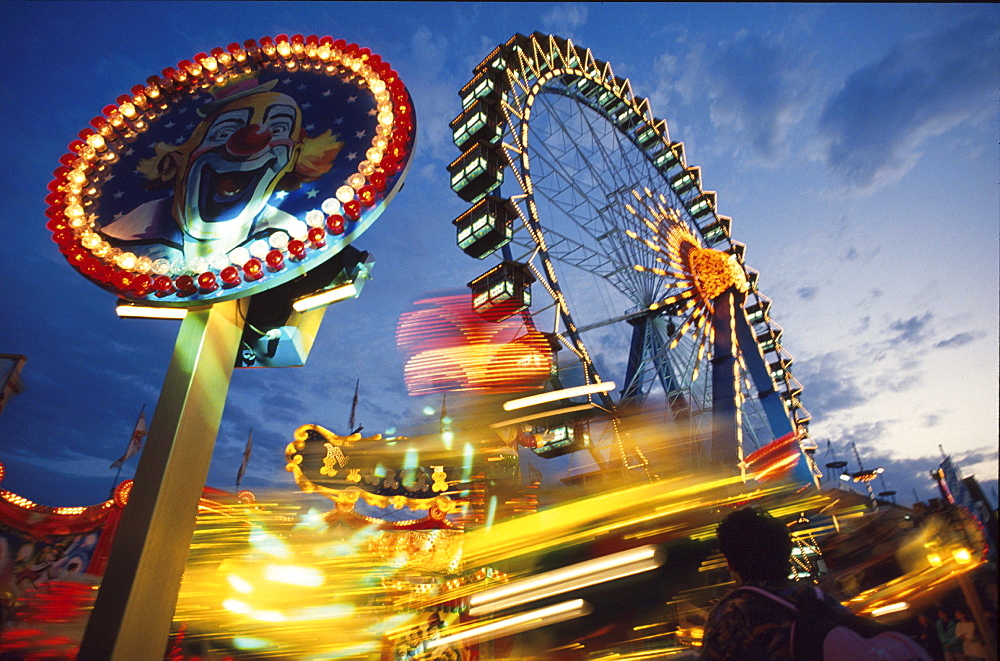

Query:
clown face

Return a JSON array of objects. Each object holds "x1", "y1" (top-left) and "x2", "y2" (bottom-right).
[{"x1": 173, "y1": 91, "x2": 302, "y2": 248}]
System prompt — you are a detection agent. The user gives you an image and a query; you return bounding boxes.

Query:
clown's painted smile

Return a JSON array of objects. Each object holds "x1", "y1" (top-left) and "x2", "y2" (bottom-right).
[{"x1": 193, "y1": 148, "x2": 285, "y2": 224}]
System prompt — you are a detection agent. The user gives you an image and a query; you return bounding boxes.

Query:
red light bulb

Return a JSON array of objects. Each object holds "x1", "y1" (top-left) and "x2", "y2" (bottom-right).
[
  {"x1": 46, "y1": 216, "x2": 69, "y2": 232},
  {"x1": 370, "y1": 171, "x2": 387, "y2": 191},
  {"x1": 343, "y1": 200, "x2": 361, "y2": 220},
  {"x1": 220, "y1": 265, "x2": 241, "y2": 286},
  {"x1": 82, "y1": 258, "x2": 101, "y2": 279},
  {"x1": 308, "y1": 227, "x2": 327, "y2": 247},
  {"x1": 265, "y1": 250, "x2": 285, "y2": 270},
  {"x1": 114, "y1": 270, "x2": 135, "y2": 292},
  {"x1": 153, "y1": 275, "x2": 175, "y2": 295},
  {"x1": 132, "y1": 274, "x2": 153, "y2": 296},
  {"x1": 243, "y1": 258, "x2": 263, "y2": 281},
  {"x1": 66, "y1": 247, "x2": 86, "y2": 266},
  {"x1": 197, "y1": 272, "x2": 218, "y2": 291},
  {"x1": 175, "y1": 275, "x2": 196, "y2": 294},
  {"x1": 287, "y1": 239, "x2": 306, "y2": 258},
  {"x1": 51, "y1": 230, "x2": 74, "y2": 246},
  {"x1": 325, "y1": 214, "x2": 345, "y2": 235},
  {"x1": 359, "y1": 185, "x2": 376, "y2": 207}
]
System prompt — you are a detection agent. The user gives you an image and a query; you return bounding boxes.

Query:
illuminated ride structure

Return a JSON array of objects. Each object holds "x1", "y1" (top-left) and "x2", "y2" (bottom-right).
[
  {"x1": 41, "y1": 32, "x2": 419, "y2": 660},
  {"x1": 448, "y1": 33, "x2": 817, "y2": 480},
  {"x1": 0, "y1": 462, "x2": 252, "y2": 658}
]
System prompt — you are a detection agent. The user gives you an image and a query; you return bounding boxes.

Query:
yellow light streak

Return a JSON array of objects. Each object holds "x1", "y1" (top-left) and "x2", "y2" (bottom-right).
[
  {"x1": 115, "y1": 302, "x2": 188, "y2": 319},
  {"x1": 489, "y1": 403, "x2": 598, "y2": 429},
  {"x1": 428, "y1": 599, "x2": 591, "y2": 650},
  {"x1": 469, "y1": 545, "x2": 662, "y2": 616},
  {"x1": 292, "y1": 282, "x2": 359, "y2": 312},
  {"x1": 226, "y1": 574, "x2": 253, "y2": 594},
  {"x1": 460, "y1": 473, "x2": 770, "y2": 567},
  {"x1": 951, "y1": 548, "x2": 972, "y2": 564},
  {"x1": 264, "y1": 564, "x2": 325, "y2": 587},
  {"x1": 871, "y1": 602, "x2": 909, "y2": 617},
  {"x1": 503, "y1": 381, "x2": 616, "y2": 411}
]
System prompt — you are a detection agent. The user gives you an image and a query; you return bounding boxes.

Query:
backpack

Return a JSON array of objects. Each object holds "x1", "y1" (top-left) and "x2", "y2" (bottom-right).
[{"x1": 737, "y1": 585, "x2": 932, "y2": 661}]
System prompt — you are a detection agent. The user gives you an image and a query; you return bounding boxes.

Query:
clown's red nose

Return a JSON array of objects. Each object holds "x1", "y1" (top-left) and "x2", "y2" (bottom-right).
[{"x1": 226, "y1": 124, "x2": 272, "y2": 158}]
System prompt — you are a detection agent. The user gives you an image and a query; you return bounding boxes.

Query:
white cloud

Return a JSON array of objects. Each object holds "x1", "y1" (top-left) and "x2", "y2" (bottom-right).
[{"x1": 540, "y1": 5, "x2": 588, "y2": 37}]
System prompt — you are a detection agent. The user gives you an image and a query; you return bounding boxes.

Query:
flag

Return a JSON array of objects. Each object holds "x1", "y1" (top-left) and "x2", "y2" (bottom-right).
[
  {"x1": 236, "y1": 430, "x2": 253, "y2": 488},
  {"x1": 110, "y1": 411, "x2": 146, "y2": 469},
  {"x1": 0, "y1": 354, "x2": 26, "y2": 416},
  {"x1": 936, "y1": 456, "x2": 977, "y2": 512},
  {"x1": 348, "y1": 379, "x2": 361, "y2": 434}
]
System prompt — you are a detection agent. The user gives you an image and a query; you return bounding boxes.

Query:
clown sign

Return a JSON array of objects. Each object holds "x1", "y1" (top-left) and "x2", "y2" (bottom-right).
[{"x1": 46, "y1": 35, "x2": 415, "y2": 306}]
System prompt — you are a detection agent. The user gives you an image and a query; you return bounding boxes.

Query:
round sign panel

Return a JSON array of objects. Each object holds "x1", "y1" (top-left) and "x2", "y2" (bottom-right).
[{"x1": 46, "y1": 35, "x2": 415, "y2": 306}]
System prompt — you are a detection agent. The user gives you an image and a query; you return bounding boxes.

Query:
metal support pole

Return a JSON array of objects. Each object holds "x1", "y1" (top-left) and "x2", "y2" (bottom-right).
[
  {"x1": 79, "y1": 299, "x2": 246, "y2": 660},
  {"x1": 710, "y1": 288, "x2": 741, "y2": 469},
  {"x1": 957, "y1": 570, "x2": 998, "y2": 661}
]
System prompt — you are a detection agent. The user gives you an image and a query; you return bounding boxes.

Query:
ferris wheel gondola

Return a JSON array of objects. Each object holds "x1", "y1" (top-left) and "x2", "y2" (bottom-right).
[{"x1": 448, "y1": 33, "x2": 816, "y2": 480}]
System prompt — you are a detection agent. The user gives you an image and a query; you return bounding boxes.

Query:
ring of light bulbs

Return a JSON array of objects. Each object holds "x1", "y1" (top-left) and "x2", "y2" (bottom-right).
[{"x1": 46, "y1": 34, "x2": 415, "y2": 306}]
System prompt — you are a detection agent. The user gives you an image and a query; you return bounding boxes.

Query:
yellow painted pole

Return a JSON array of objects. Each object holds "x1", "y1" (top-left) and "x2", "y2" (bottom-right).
[{"x1": 79, "y1": 299, "x2": 245, "y2": 660}]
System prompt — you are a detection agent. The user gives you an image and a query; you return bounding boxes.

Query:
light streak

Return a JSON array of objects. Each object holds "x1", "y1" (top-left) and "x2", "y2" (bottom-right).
[
  {"x1": 264, "y1": 564, "x2": 325, "y2": 588},
  {"x1": 871, "y1": 602, "x2": 909, "y2": 617},
  {"x1": 503, "y1": 381, "x2": 616, "y2": 410},
  {"x1": 226, "y1": 574, "x2": 253, "y2": 594},
  {"x1": 115, "y1": 302, "x2": 187, "y2": 319},
  {"x1": 461, "y1": 473, "x2": 754, "y2": 567},
  {"x1": 427, "y1": 599, "x2": 591, "y2": 649},
  {"x1": 489, "y1": 403, "x2": 598, "y2": 429},
  {"x1": 951, "y1": 548, "x2": 972, "y2": 564},
  {"x1": 469, "y1": 544, "x2": 663, "y2": 616},
  {"x1": 291, "y1": 282, "x2": 359, "y2": 312}
]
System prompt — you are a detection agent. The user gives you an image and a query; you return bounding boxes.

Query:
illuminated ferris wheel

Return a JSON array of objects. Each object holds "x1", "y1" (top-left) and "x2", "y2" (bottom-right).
[{"x1": 448, "y1": 33, "x2": 815, "y2": 476}]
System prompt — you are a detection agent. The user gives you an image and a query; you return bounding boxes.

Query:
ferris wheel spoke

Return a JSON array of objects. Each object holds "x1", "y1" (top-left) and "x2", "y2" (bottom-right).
[{"x1": 524, "y1": 105, "x2": 664, "y2": 302}]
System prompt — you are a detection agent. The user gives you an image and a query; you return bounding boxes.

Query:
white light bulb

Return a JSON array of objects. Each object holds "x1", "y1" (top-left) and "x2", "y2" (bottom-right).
[
  {"x1": 229, "y1": 247, "x2": 250, "y2": 266},
  {"x1": 249, "y1": 240, "x2": 270, "y2": 258},
  {"x1": 208, "y1": 253, "x2": 231, "y2": 271},
  {"x1": 80, "y1": 232, "x2": 101, "y2": 249},
  {"x1": 287, "y1": 220, "x2": 309, "y2": 240},
  {"x1": 115, "y1": 252, "x2": 137, "y2": 270},
  {"x1": 336, "y1": 186, "x2": 355, "y2": 203},
  {"x1": 321, "y1": 198, "x2": 342, "y2": 215},
  {"x1": 306, "y1": 209, "x2": 326, "y2": 227}
]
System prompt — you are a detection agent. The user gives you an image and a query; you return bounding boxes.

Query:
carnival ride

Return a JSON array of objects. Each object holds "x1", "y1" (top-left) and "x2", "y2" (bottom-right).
[
  {"x1": 39, "y1": 31, "x2": 421, "y2": 660},
  {"x1": 448, "y1": 33, "x2": 818, "y2": 482},
  {"x1": 0, "y1": 465, "x2": 256, "y2": 657},
  {"x1": 13, "y1": 26, "x2": 989, "y2": 661}
]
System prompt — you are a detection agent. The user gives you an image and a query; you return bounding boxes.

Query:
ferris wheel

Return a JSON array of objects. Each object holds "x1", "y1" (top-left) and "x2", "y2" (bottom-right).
[{"x1": 448, "y1": 33, "x2": 815, "y2": 478}]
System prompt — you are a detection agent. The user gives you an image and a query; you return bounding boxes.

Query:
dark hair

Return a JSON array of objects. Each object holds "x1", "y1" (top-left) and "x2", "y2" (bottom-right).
[{"x1": 716, "y1": 507, "x2": 792, "y2": 582}]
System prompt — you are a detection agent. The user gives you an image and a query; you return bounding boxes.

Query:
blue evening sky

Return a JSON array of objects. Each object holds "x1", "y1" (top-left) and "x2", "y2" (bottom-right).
[{"x1": 1, "y1": 2, "x2": 996, "y2": 506}]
